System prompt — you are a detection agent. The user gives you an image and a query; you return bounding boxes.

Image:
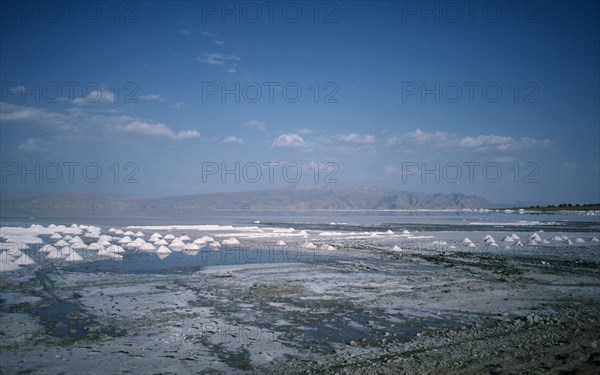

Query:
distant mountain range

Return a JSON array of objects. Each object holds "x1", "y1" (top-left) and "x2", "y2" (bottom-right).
[{"x1": 0, "y1": 184, "x2": 494, "y2": 217}]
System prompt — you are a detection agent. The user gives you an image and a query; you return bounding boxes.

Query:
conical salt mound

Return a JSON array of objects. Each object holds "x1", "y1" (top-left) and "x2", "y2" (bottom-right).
[
  {"x1": 106, "y1": 245, "x2": 126, "y2": 253},
  {"x1": 40, "y1": 244, "x2": 58, "y2": 253},
  {"x1": 222, "y1": 238, "x2": 240, "y2": 246},
  {"x1": 139, "y1": 243, "x2": 156, "y2": 252},
  {"x1": 65, "y1": 250, "x2": 83, "y2": 262},
  {"x1": 183, "y1": 243, "x2": 200, "y2": 251},
  {"x1": 156, "y1": 245, "x2": 172, "y2": 254},
  {"x1": 15, "y1": 253, "x2": 36, "y2": 265},
  {"x1": 0, "y1": 258, "x2": 19, "y2": 272}
]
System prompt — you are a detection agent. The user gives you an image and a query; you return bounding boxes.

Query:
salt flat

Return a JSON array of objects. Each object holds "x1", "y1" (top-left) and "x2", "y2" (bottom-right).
[{"x1": 1, "y1": 218, "x2": 599, "y2": 374}]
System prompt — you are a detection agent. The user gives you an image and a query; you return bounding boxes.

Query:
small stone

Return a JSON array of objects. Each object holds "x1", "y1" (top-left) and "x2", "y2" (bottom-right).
[{"x1": 349, "y1": 340, "x2": 357, "y2": 347}]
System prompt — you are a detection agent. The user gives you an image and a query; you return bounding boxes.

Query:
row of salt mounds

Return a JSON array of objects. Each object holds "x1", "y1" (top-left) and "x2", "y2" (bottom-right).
[
  {"x1": 462, "y1": 237, "x2": 477, "y2": 248},
  {"x1": 503, "y1": 233, "x2": 521, "y2": 243},
  {"x1": 0, "y1": 246, "x2": 36, "y2": 271},
  {"x1": 482, "y1": 234, "x2": 499, "y2": 247},
  {"x1": 301, "y1": 242, "x2": 317, "y2": 249}
]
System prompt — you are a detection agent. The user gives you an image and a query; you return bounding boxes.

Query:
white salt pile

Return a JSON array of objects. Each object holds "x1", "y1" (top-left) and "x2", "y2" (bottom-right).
[
  {"x1": 98, "y1": 249, "x2": 123, "y2": 260},
  {"x1": 301, "y1": 242, "x2": 317, "y2": 249},
  {"x1": 15, "y1": 253, "x2": 36, "y2": 265},
  {"x1": 87, "y1": 243, "x2": 103, "y2": 251},
  {"x1": 106, "y1": 245, "x2": 126, "y2": 254},
  {"x1": 140, "y1": 243, "x2": 156, "y2": 252},
  {"x1": 169, "y1": 240, "x2": 185, "y2": 251},
  {"x1": 391, "y1": 245, "x2": 402, "y2": 251},
  {"x1": 276, "y1": 240, "x2": 287, "y2": 246},
  {"x1": 47, "y1": 249, "x2": 64, "y2": 259},
  {"x1": 125, "y1": 242, "x2": 140, "y2": 250},
  {"x1": 65, "y1": 250, "x2": 83, "y2": 262},
  {"x1": 118, "y1": 236, "x2": 132, "y2": 244},
  {"x1": 530, "y1": 233, "x2": 543, "y2": 242},
  {"x1": 183, "y1": 243, "x2": 200, "y2": 251},
  {"x1": 0, "y1": 257, "x2": 19, "y2": 272},
  {"x1": 222, "y1": 238, "x2": 241, "y2": 246},
  {"x1": 39, "y1": 244, "x2": 57, "y2": 253},
  {"x1": 156, "y1": 245, "x2": 172, "y2": 254}
]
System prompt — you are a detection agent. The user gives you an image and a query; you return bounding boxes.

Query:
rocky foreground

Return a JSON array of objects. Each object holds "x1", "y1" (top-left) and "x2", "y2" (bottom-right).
[{"x1": 1, "y1": 241, "x2": 599, "y2": 374}]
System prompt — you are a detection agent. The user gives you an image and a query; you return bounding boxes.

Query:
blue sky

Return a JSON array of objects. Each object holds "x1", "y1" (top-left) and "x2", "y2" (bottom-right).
[{"x1": 1, "y1": 0, "x2": 598, "y2": 205}]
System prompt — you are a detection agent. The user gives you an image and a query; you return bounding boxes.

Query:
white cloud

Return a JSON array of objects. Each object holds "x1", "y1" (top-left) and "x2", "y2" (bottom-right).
[
  {"x1": 222, "y1": 136, "x2": 243, "y2": 144},
  {"x1": 339, "y1": 133, "x2": 376, "y2": 144},
  {"x1": 388, "y1": 128, "x2": 551, "y2": 153},
  {"x1": 215, "y1": 40, "x2": 225, "y2": 45},
  {"x1": 227, "y1": 68, "x2": 237, "y2": 74},
  {"x1": 172, "y1": 102, "x2": 186, "y2": 109},
  {"x1": 245, "y1": 120, "x2": 266, "y2": 131},
  {"x1": 196, "y1": 53, "x2": 240, "y2": 66},
  {"x1": 1, "y1": 102, "x2": 199, "y2": 142},
  {"x1": 140, "y1": 94, "x2": 166, "y2": 102},
  {"x1": 0, "y1": 102, "x2": 72, "y2": 130},
  {"x1": 202, "y1": 31, "x2": 218, "y2": 38},
  {"x1": 18, "y1": 138, "x2": 47, "y2": 153},
  {"x1": 459, "y1": 135, "x2": 514, "y2": 151},
  {"x1": 388, "y1": 128, "x2": 451, "y2": 147},
  {"x1": 177, "y1": 29, "x2": 191, "y2": 35},
  {"x1": 120, "y1": 121, "x2": 200, "y2": 140},
  {"x1": 459, "y1": 135, "x2": 552, "y2": 152},
  {"x1": 272, "y1": 133, "x2": 313, "y2": 151},
  {"x1": 72, "y1": 90, "x2": 115, "y2": 105}
]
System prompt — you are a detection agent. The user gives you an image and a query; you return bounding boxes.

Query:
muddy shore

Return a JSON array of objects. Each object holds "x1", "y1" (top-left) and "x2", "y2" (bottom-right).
[{"x1": 1, "y1": 238, "x2": 599, "y2": 374}]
